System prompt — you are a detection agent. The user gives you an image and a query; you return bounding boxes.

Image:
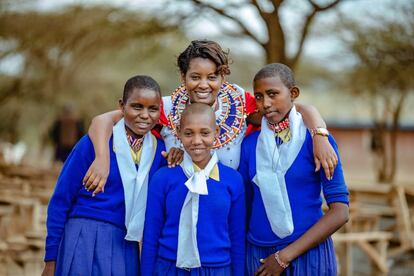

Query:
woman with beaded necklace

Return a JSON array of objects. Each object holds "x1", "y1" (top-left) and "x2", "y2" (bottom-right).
[{"x1": 83, "y1": 40, "x2": 338, "y2": 194}]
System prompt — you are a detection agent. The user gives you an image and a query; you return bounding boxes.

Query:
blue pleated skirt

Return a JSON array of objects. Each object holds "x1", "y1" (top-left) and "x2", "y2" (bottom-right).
[
  {"x1": 245, "y1": 237, "x2": 337, "y2": 276},
  {"x1": 154, "y1": 257, "x2": 232, "y2": 276},
  {"x1": 55, "y1": 218, "x2": 139, "y2": 276}
]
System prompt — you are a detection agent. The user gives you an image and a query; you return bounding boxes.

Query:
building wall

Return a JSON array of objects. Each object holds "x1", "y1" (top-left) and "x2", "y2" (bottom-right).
[{"x1": 329, "y1": 127, "x2": 414, "y2": 184}]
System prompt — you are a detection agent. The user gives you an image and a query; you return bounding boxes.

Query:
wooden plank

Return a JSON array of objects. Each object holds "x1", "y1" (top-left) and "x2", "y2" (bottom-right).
[
  {"x1": 404, "y1": 186, "x2": 414, "y2": 196},
  {"x1": 357, "y1": 240, "x2": 388, "y2": 273},
  {"x1": 337, "y1": 240, "x2": 353, "y2": 276},
  {"x1": 347, "y1": 183, "x2": 392, "y2": 194},
  {"x1": 333, "y1": 232, "x2": 392, "y2": 242},
  {"x1": 392, "y1": 186, "x2": 413, "y2": 248}
]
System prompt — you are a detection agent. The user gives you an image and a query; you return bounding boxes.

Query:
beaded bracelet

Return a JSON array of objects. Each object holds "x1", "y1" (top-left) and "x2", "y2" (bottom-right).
[{"x1": 274, "y1": 251, "x2": 289, "y2": 269}]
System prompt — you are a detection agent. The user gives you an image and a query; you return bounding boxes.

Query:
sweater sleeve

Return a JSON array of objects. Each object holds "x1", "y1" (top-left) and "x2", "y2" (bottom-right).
[
  {"x1": 238, "y1": 138, "x2": 253, "y2": 228},
  {"x1": 321, "y1": 136, "x2": 349, "y2": 205},
  {"x1": 141, "y1": 169, "x2": 167, "y2": 275},
  {"x1": 229, "y1": 172, "x2": 246, "y2": 276},
  {"x1": 44, "y1": 136, "x2": 93, "y2": 261},
  {"x1": 158, "y1": 139, "x2": 168, "y2": 168}
]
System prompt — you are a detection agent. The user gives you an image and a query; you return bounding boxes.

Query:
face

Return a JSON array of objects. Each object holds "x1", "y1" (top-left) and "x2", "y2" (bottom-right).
[
  {"x1": 182, "y1": 57, "x2": 224, "y2": 106},
  {"x1": 120, "y1": 88, "x2": 161, "y2": 136},
  {"x1": 178, "y1": 113, "x2": 218, "y2": 169},
  {"x1": 253, "y1": 76, "x2": 299, "y2": 124}
]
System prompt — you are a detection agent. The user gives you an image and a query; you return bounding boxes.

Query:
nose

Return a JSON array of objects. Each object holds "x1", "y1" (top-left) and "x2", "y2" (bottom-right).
[
  {"x1": 199, "y1": 78, "x2": 209, "y2": 90},
  {"x1": 139, "y1": 108, "x2": 149, "y2": 119},
  {"x1": 263, "y1": 95, "x2": 272, "y2": 109},
  {"x1": 192, "y1": 134, "x2": 202, "y2": 146}
]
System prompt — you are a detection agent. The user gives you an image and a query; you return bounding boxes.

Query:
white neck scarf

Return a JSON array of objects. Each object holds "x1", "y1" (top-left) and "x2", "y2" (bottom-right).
[
  {"x1": 113, "y1": 119, "x2": 155, "y2": 242},
  {"x1": 176, "y1": 151, "x2": 218, "y2": 269},
  {"x1": 253, "y1": 105, "x2": 306, "y2": 238}
]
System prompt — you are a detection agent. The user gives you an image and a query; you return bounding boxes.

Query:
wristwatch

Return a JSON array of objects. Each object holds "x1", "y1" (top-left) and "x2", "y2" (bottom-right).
[{"x1": 310, "y1": 127, "x2": 329, "y2": 138}]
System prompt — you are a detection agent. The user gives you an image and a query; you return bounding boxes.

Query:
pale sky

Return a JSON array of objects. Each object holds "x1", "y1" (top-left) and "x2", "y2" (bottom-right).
[
  {"x1": 2, "y1": 0, "x2": 413, "y2": 125},
  {"x1": 1, "y1": 0, "x2": 407, "y2": 73},
  {"x1": 27, "y1": 0, "x2": 400, "y2": 58}
]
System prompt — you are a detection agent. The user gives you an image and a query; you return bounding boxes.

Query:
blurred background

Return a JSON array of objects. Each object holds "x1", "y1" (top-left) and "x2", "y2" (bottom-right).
[{"x1": 0, "y1": 0, "x2": 413, "y2": 275}]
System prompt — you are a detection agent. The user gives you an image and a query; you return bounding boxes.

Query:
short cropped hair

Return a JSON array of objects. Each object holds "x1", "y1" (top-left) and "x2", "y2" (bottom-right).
[
  {"x1": 123, "y1": 75, "x2": 161, "y2": 103},
  {"x1": 179, "y1": 103, "x2": 216, "y2": 128},
  {"x1": 254, "y1": 63, "x2": 296, "y2": 89}
]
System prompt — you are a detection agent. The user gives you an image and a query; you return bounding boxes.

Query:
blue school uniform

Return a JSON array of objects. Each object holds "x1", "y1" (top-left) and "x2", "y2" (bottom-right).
[
  {"x1": 141, "y1": 163, "x2": 246, "y2": 276},
  {"x1": 45, "y1": 135, "x2": 166, "y2": 276},
  {"x1": 239, "y1": 131, "x2": 349, "y2": 276}
]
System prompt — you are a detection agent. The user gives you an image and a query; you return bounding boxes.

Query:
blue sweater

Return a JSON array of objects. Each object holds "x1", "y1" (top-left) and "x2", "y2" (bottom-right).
[
  {"x1": 141, "y1": 163, "x2": 246, "y2": 275},
  {"x1": 239, "y1": 131, "x2": 349, "y2": 247},
  {"x1": 45, "y1": 135, "x2": 166, "y2": 261}
]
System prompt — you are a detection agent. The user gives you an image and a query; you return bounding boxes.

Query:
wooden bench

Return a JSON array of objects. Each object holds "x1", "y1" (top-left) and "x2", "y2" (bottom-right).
[{"x1": 333, "y1": 231, "x2": 393, "y2": 275}]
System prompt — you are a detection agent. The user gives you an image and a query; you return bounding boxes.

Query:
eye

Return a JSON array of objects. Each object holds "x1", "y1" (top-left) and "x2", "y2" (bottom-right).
[
  {"x1": 254, "y1": 94, "x2": 263, "y2": 101},
  {"x1": 190, "y1": 75, "x2": 200, "y2": 81},
  {"x1": 132, "y1": 104, "x2": 143, "y2": 110},
  {"x1": 201, "y1": 131, "x2": 211, "y2": 136},
  {"x1": 150, "y1": 106, "x2": 159, "y2": 112},
  {"x1": 208, "y1": 75, "x2": 218, "y2": 81},
  {"x1": 268, "y1": 91, "x2": 279, "y2": 98}
]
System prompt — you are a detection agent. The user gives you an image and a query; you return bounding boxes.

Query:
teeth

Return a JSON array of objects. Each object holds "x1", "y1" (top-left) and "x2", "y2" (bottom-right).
[{"x1": 196, "y1": 92, "x2": 210, "y2": 98}]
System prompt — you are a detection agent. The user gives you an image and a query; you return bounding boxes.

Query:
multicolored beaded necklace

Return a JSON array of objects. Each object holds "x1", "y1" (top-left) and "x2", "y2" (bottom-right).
[
  {"x1": 268, "y1": 117, "x2": 291, "y2": 144},
  {"x1": 126, "y1": 132, "x2": 144, "y2": 153},
  {"x1": 168, "y1": 82, "x2": 246, "y2": 149},
  {"x1": 267, "y1": 117, "x2": 289, "y2": 133}
]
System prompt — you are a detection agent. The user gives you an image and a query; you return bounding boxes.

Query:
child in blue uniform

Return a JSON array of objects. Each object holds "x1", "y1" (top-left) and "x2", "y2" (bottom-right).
[
  {"x1": 42, "y1": 75, "x2": 166, "y2": 276},
  {"x1": 239, "y1": 63, "x2": 349, "y2": 276},
  {"x1": 141, "y1": 103, "x2": 246, "y2": 275}
]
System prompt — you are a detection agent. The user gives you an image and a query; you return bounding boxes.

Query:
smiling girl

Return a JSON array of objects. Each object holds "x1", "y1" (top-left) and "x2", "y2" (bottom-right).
[
  {"x1": 83, "y1": 40, "x2": 338, "y2": 195},
  {"x1": 141, "y1": 103, "x2": 245, "y2": 275},
  {"x1": 42, "y1": 75, "x2": 166, "y2": 276}
]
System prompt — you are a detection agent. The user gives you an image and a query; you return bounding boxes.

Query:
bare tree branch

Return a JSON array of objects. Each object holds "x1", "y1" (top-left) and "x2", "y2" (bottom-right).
[
  {"x1": 290, "y1": 0, "x2": 344, "y2": 66},
  {"x1": 189, "y1": 0, "x2": 262, "y2": 45},
  {"x1": 309, "y1": 0, "x2": 341, "y2": 11},
  {"x1": 271, "y1": 0, "x2": 284, "y2": 8},
  {"x1": 251, "y1": 0, "x2": 266, "y2": 18}
]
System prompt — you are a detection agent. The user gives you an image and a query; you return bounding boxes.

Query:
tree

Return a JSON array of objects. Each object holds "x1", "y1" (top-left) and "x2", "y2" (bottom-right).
[
  {"x1": 339, "y1": 3, "x2": 414, "y2": 183},
  {"x1": 176, "y1": 0, "x2": 346, "y2": 69},
  {"x1": 0, "y1": 5, "x2": 177, "y2": 143}
]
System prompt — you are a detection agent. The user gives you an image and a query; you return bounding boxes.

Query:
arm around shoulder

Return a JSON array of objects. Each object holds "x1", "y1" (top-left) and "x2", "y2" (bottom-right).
[
  {"x1": 296, "y1": 103, "x2": 338, "y2": 179},
  {"x1": 84, "y1": 110, "x2": 123, "y2": 195},
  {"x1": 88, "y1": 110, "x2": 122, "y2": 156}
]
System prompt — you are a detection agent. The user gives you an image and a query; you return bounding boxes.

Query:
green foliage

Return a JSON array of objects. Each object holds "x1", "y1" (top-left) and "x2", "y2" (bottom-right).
[
  {"x1": 338, "y1": 2, "x2": 414, "y2": 182},
  {"x1": 0, "y1": 5, "x2": 182, "y2": 144}
]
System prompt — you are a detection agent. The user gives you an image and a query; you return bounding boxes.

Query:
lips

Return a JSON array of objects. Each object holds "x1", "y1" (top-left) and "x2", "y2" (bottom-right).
[
  {"x1": 195, "y1": 91, "x2": 212, "y2": 99},
  {"x1": 190, "y1": 148, "x2": 207, "y2": 154},
  {"x1": 265, "y1": 110, "x2": 278, "y2": 118},
  {"x1": 135, "y1": 122, "x2": 151, "y2": 128}
]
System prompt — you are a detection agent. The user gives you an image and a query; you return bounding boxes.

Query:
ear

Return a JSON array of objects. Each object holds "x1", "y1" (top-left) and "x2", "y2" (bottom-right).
[
  {"x1": 118, "y1": 98, "x2": 125, "y2": 113},
  {"x1": 176, "y1": 125, "x2": 182, "y2": 138},
  {"x1": 290, "y1": 86, "x2": 300, "y2": 100},
  {"x1": 180, "y1": 73, "x2": 186, "y2": 85},
  {"x1": 215, "y1": 125, "x2": 220, "y2": 137}
]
